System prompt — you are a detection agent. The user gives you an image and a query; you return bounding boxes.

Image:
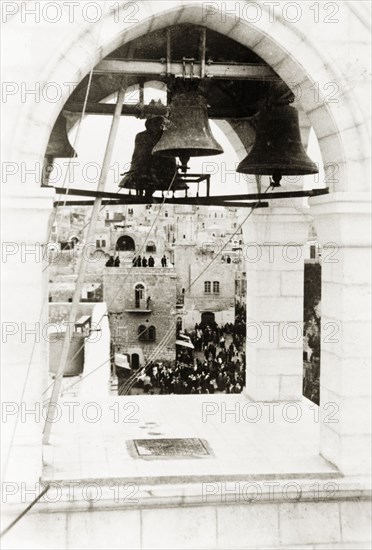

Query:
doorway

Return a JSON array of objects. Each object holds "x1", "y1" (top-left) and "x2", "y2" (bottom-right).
[{"x1": 201, "y1": 311, "x2": 215, "y2": 326}]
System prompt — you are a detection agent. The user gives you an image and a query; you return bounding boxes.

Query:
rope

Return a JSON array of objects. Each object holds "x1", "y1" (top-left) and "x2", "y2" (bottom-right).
[{"x1": 0, "y1": 484, "x2": 50, "y2": 539}]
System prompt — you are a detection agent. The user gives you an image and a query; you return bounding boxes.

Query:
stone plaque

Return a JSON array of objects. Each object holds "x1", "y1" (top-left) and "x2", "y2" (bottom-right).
[{"x1": 131, "y1": 438, "x2": 211, "y2": 458}]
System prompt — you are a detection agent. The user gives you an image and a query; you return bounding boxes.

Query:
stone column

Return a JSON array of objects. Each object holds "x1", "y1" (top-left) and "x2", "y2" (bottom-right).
[
  {"x1": 1, "y1": 184, "x2": 55, "y2": 485},
  {"x1": 309, "y1": 193, "x2": 371, "y2": 475},
  {"x1": 241, "y1": 206, "x2": 310, "y2": 401}
]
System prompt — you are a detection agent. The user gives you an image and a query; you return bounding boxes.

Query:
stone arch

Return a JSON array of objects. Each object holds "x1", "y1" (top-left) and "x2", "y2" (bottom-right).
[
  {"x1": 116, "y1": 235, "x2": 135, "y2": 251},
  {"x1": 4, "y1": 1, "x2": 370, "y2": 194}
]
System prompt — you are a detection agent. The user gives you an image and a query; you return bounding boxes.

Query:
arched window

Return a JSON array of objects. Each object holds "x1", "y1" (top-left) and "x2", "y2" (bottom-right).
[
  {"x1": 135, "y1": 283, "x2": 145, "y2": 308},
  {"x1": 204, "y1": 281, "x2": 211, "y2": 294},
  {"x1": 148, "y1": 326, "x2": 156, "y2": 341},
  {"x1": 138, "y1": 325, "x2": 147, "y2": 341},
  {"x1": 116, "y1": 235, "x2": 135, "y2": 251},
  {"x1": 213, "y1": 281, "x2": 220, "y2": 293}
]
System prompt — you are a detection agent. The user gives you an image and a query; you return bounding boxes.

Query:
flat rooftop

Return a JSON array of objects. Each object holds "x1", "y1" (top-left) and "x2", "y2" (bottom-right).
[{"x1": 40, "y1": 394, "x2": 339, "y2": 485}]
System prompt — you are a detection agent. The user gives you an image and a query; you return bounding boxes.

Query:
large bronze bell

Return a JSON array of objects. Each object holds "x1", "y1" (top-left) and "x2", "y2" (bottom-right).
[
  {"x1": 237, "y1": 105, "x2": 318, "y2": 185},
  {"x1": 46, "y1": 114, "x2": 77, "y2": 158},
  {"x1": 152, "y1": 92, "x2": 224, "y2": 170}
]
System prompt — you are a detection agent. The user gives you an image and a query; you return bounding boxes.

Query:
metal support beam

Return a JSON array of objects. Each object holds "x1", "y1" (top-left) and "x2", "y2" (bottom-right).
[
  {"x1": 53, "y1": 198, "x2": 269, "y2": 208},
  {"x1": 93, "y1": 59, "x2": 280, "y2": 81},
  {"x1": 46, "y1": 185, "x2": 329, "y2": 204},
  {"x1": 168, "y1": 188, "x2": 329, "y2": 203},
  {"x1": 63, "y1": 102, "x2": 256, "y2": 119}
]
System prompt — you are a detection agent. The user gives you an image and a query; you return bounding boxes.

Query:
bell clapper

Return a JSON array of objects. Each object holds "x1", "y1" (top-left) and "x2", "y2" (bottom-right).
[
  {"x1": 179, "y1": 153, "x2": 190, "y2": 173},
  {"x1": 270, "y1": 171, "x2": 282, "y2": 188}
]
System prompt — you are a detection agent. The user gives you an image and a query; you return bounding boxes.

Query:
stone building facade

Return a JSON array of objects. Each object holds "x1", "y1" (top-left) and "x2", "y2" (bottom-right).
[
  {"x1": 103, "y1": 266, "x2": 177, "y2": 366},
  {"x1": 183, "y1": 259, "x2": 236, "y2": 328}
]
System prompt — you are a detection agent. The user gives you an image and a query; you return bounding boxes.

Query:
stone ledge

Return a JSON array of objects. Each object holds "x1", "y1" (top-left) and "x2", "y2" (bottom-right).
[{"x1": 8, "y1": 474, "x2": 372, "y2": 512}]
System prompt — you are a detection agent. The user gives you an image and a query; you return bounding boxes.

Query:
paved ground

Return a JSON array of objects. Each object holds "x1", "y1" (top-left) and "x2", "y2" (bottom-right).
[{"x1": 40, "y1": 393, "x2": 338, "y2": 483}]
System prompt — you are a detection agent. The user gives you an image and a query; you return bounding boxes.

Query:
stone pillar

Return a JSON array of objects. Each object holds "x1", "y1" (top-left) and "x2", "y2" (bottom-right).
[
  {"x1": 241, "y1": 206, "x2": 310, "y2": 401},
  {"x1": 309, "y1": 193, "x2": 371, "y2": 475},
  {"x1": 1, "y1": 184, "x2": 55, "y2": 485}
]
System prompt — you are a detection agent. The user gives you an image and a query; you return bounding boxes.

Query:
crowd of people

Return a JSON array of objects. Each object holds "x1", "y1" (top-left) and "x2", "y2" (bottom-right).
[
  {"x1": 105, "y1": 255, "x2": 121, "y2": 267},
  {"x1": 187, "y1": 317, "x2": 245, "y2": 356},
  {"x1": 132, "y1": 254, "x2": 168, "y2": 267},
  {"x1": 135, "y1": 307, "x2": 247, "y2": 395},
  {"x1": 106, "y1": 254, "x2": 170, "y2": 268}
]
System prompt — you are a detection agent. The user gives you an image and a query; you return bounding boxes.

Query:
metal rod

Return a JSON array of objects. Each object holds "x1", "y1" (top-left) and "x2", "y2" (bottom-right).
[
  {"x1": 63, "y1": 102, "x2": 256, "y2": 119},
  {"x1": 42, "y1": 86, "x2": 126, "y2": 445},
  {"x1": 166, "y1": 29, "x2": 171, "y2": 77},
  {"x1": 0, "y1": 484, "x2": 50, "y2": 538},
  {"x1": 139, "y1": 80, "x2": 144, "y2": 104},
  {"x1": 53, "y1": 198, "x2": 268, "y2": 208},
  {"x1": 199, "y1": 27, "x2": 206, "y2": 78},
  {"x1": 53, "y1": 200, "x2": 121, "y2": 207},
  {"x1": 166, "y1": 188, "x2": 329, "y2": 203}
]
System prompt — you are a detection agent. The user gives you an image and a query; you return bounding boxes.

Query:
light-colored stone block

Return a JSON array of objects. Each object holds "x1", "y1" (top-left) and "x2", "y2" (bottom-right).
[
  {"x1": 281, "y1": 271, "x2": 304, "y2": 296},
  {"x1": 340, "y1": 500, "x2": 372, "y2": 543},
  {"x1": 246, "y1": 374, "x2": 281, "y2": 402},
  {"x1": 246, "y1": 270, "x2": 282, "y2": 297},
  {"x1": 321, "y1": 282, "x2": 371, "y2": 322},
  {"x1": 279, "y1": 375, "x2": 303, "y2": 401},
  {"x1": 245, "y1": 321, "x2": 280, "y2": 350},
  {"x1": 67, "y1": 509, "x2": 141, "y2": 550},
  {"x1": 1, "y1": 511, "x2": 67, "y2": 550},
  {"x1": 141, "y1": 505, "x2": 217, "y2": 549},
  {"x1": 249, "y1": 296, "x2": 302, "y2": 323},
  {"x1": 279, "y1": 501, "x2": 341, "y2": 545},
  {"x1": 321, "y1": 355, "x2": 372, "y2": 397},
  {"x1": 247, "y1": 347, "x2": 301, "y2": 375},
  {"x1": 216, "y1": 503, "x2": 279, "y2": 548},
  {"x1": 320, "y1": 423, "x2": 372, "y2": 475}
]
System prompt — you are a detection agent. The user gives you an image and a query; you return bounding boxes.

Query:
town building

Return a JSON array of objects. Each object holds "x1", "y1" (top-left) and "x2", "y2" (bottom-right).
[{"x1": 103, "y1": 265, "x2": 178, "y2": 367}]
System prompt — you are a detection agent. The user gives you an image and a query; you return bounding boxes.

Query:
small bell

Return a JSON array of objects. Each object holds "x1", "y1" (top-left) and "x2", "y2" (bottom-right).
[
  {"x1": 152, "y1": 92, "x2": 224, "y2": 171},
  {"x1": 43, "y1": 114, "x2": 76, "y2": 184},
  {"x1": 46, "y1": 114, "x2": 77, "y2": 158},
  {"x1": 237, "y1": 105, "x2": 318, "y2": 186}
]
